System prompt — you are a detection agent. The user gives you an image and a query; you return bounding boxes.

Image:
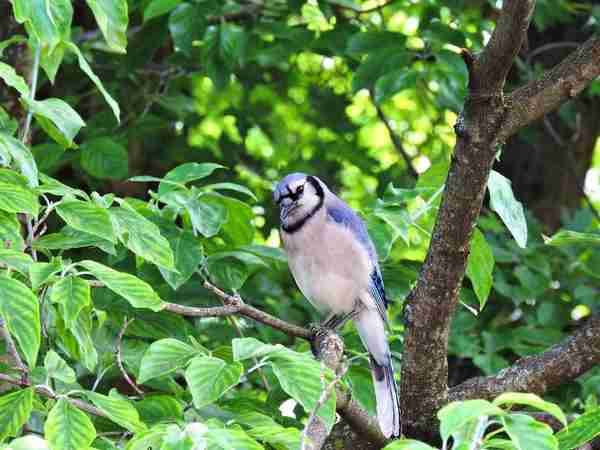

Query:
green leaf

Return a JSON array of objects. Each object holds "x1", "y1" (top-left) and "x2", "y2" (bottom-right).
[
  {"x1": 135, "y1": 395, "x2": 183, "y2": 425},
  {"x1": 3, "y1": 434, "x2": 50, "y2": 450},
  {"x1": 144, "y1": 0, "x2": 183, "y2": 21},
  {"x1": 556, "y1": 408, "x2": 600, "y2": 450},
  {"x1": 110, "y1": 205, "x2": 175, "y2": 270},
  {"x1": 220, "y1": 24, "x2": 248, "y2": 65},
  {"x1": 0, "y1": 181, "x2": 39, "y2": 216},
  {"x1": 56, "y1": 199, "x2": 116, "y2": 243},
  {"x1": 24, "y1": 98, "x2": 85, "y2": 148},
  {"x1": 352, "y1": 48, "x2": 411, "y2": 93},
  {"x1": 0, "y1": 35, "x2": 27, "y2": 58},
  {"x1": 0, "y1": 62, "x2": 30, "y2": 96},
  {"x1": 438, "y1": 400, "x2": 505, "y2": 443},
  {"x1": 139, "y1": 338, "x2": 198, "y2": 383},
  {"x1": 186, "y1": 195, "x2": 228, "y2": 238},
  {"x1": 0, "y1": 210, "x2": 25, "y2": 251},
  {"x1": 0, "y1": 276, "x2": 40, "y2": 368},
  {"x1": 34, "y1": 226, "x2": 116, "y2": 255},
  {"x1": 85, "y1": 0, "x2": 129, "y2": 53},
  {"x1": 159, "y1": 163, "x2": 225, "y2": 195},
  {"x1": 0, "y1": 132, "x2": 39, "y2": 187},
  {"x1": 29, "y1": 260, "x2": 63, "y2": 289},
  {"x1": 50, "y1": 276, "x2": 91, "y2": 328},
  {"x1": 70, "y1": 311, "x2": 98, "y2": 371},
  {"x1": 466, "y1": 228, "x2": 495, "y2": 310},
  {"x1": 270, "y1": 350, "x2": 337, "y2": 431},
  {"x1": 501, "y1": 414, "x2": 558, "y2": 450},
  {"x1": 493, "y1": 393, "x2": 567, "y2": 426},
  {"x1": 382, "y1": 439, "x2": 437, "y2": 450},
  {"x1": 488, "y1": 170, "x2": 527, "y2": 248},
  {"x1": 85, "y1": 391, "x2": 146, "y2": 433},
  {"x1": 544, "y1": 230, "x2": 600, "y2": 247},
  {"x1": 157, "y1": 224, "x2": 204, "y2": 290},
  {"x1": 202, "y1": 182, "x2": 257, "y2": 201},
  {"x1": 11, "y1": 0, "x2": 72, "y2": 52},
  {"x1": 0, "y1": 388, "x2": 34, "y2": 441},
  {"x1": 44, "y1": 350, "x2": 76, "y2": 384},
  {"x1": 66, "y1": 43, "x2": 120, "y2": 123},
  {"x1": 168, "y1": 3, "x2": 206, "y2": 55},
  {"x1": 185, "y1": 356, "x2": 243, "y2": 409},
  {"x1": 232, "y1": 337, "x2": 281, "y2": 362},
  {"x1": 80, "y1": 137, "x2": 129, "y2": 180},
  {"x1": 78, "y1": 260, "x2": 165, "y2": 311},
  {"x1": 0, "y1": 249, "x2": 33, "y2": 274},
  {"x1": 347, "y1": 31, "x2": 406, "y2": 55},
  {"x1": 204, "y1": 427, "x2": 264, "y2": 450},
  {"x1": 44, "y1": 398, "x2": 96, "y2": 450},
  {"x1": 374, "y1": 69, "x2": 418, "y2": 104},
  {"x1": 206, "y1": 255, "x2": 249, "y2": 291}
]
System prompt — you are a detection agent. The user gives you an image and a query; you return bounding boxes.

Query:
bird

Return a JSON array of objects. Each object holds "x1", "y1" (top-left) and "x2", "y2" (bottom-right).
[{"x1": 273, "y1": 172, "x2": 400, "y2": 438}]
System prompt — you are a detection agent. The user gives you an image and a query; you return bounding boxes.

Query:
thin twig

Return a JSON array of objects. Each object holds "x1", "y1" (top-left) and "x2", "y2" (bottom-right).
[
  {"x1": 0, "y1": 318, "x2": 27, "y2": 374},
  {"x1": 300, "y1": 362, "x2": 349, "y2": 450},
  {"x1": 116, "y1": 318, "x2": 144, "y2": 396},
  {"x1": 374, "y1": 102, "x2": 419, "y2": 179}
]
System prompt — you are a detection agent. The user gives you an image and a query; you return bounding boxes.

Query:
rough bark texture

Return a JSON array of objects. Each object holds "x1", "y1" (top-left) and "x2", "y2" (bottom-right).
[
  {"x1": 448, "y1": 316, "x2": 600, "y2": 402},
  {"x1": 399, "y1": 0, "x2": 536, "y2": 441}
]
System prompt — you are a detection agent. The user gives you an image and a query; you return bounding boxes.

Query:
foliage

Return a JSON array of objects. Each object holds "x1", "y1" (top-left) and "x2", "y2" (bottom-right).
[{"x1": 0, "y1": 0, "x2": 599, "y2": 449}]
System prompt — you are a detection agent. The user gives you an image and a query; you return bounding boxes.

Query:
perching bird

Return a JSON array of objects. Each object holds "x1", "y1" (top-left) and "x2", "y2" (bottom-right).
[{"x1": 274, "y1": 173, "x2": 400, "y2": 438}]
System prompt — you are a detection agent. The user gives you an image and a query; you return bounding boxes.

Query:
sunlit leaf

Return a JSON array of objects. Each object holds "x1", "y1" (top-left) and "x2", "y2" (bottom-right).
[
  {"x1": 139, "y1": 338, "x2": 198, "y2": 383},
  {"x1": 466, "y1": 228, "x2": 495, "y2": 310},
  {"x1": 85, "y1": 0, "x2": 129, "y2": 53},
  {"x1": 56, "y1": 199, "x2": 116, "y2": 243},
  {"x1": 501, "y1": 414, "x2": 558, "y2": 450},
  {"x1": 185, "y1": 356, "x2": 243, "y2": 409},
  {"x1": 50, "y1": 276, "x2": 91, "y2": 328},
  {"x1": 85, "y1": 391, "x2": 146, "y2": 433},
  {"x1": 44, "y1": 398, "x2": 96, "y2": 450},
  {"x1": 488, "y1": 170, "x2": 527, "y2": 248},
  {"x1": 0, "y1": 388, "x2": 34, "y2": 441}
]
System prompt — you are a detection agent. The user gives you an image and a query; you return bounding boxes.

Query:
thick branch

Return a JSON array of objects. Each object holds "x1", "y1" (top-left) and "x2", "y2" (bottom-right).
[
  {"x1": 498, "y1": 36, "x2": 600, "y2": 143},
  {"x1": 449, "y1": 316, "x2": 600, "y2": 402},
  {"x1": 399, "y1": 0, "x2": 536, "y2": 441}
]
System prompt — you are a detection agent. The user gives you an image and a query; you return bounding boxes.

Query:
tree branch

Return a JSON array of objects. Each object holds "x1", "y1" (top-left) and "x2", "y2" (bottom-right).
[
  {"x1": 399, "y1": 0, "x2": 535, "y2": 441},
  {"x1": 449, "y1": 316, "x2": 600, "y2": 402},
  {"x1": 498, "y1": 36, "x2": 600, "y2": 143},
  {"x1": 163, "y1": 280, "x2": 313, "y2": 340}
]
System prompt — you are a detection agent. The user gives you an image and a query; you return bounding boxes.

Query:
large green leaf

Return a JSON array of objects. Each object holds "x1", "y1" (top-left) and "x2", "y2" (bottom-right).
[
  {"x1": 144, "y1": 0, "x2": 183, "y2": 21},
  {"x1": 0, "y1": 276, "x2": 40, "y2": 368},
  {"x1": 0, "y1": 388, "x2": 34, "y2": 441},
  {"x1": 80, "y1": 137, "x2": 128, "y2": 180},
  {"x1": 30, "y1": 260, "x2": 63, "y2": 289},
  {"x1": 232, "y1": 337, "x2": 282, "y2": 362},
  {"x1": 438, "y1": 400, "x2": 505, "y2": 443},
  {"x1": 0, "y1": 210, "x2": 25, "y2": 250},
  {"x1": 34, "y1": 226, "x2": 116, "y2": 255},
  {"x1": 44, "y1": 350, "x2": 76, "y2": 384},
  {"x1": 501, "y1": 414, "x2": 558, "y2": 450},
  {"x1": 85, "y1": 0, "x2": 129, "y2": 53},
  {"x1": 157, "y1": 224, "x2": 204, "y2": 290},
  {"x1": 270, "y1": 350, "x2": 337, "y2": 431},
  {"x1": 24, "y1": 98, "x2": 85, "y2": 148},
  {"x1": 109, "y1": 205, "x2": 175, "y2": 270},
  {"x1": 66, "y1": 43, "x2": 121, "y2": 123},
  {"x1": 205, "y1": 427, "x2": 263, "y2": 450},
  {"x1": 488, "y1": 170, "x2": 527, "y2": 249},
  {"x1": 85, "y1": 391, "x2": 146, "y2": 433},
  {"x1": 186, "y1": 195, "x2": 228, "y2": 238},
  {"x1": 382, "y1": 440, "x2": 437, "y2": 450},
  {"x1": 0, "y1": 62, "x2": 29, "y2": 96},
  {"x1": 135, "y1": 395, "x2": 183, "y2": 425},
  {"x1": 465, "y1": 228, "x2": 495, "y2": 310},
  {"x1": 185, "y1": 356, "x2": 243, "y2": 409},
  {"x1": 50, "y1": 276, "x2": 91, "y2": 328},
  {"x1": 493, "y1": 393, "x2": 566, "y2": 426},
  {"x1": 544, "y1": 230, "x2": 600, "y2": 247},
  {"x1": 56, "y1": 199, "x2": 116, "y2": 243},
  {"x1": 70, "y1": 310, "x2": 98, "y2": 372},
  {"x1": 11, "y1": 0, "x2": 72, "y2": 51},
  {"x1": 158, "y1": 162, "x2": 225, "y2": 195},
  {"x1": 78, "y1": 260, "x2": 165, "y2": 311},
  {"x1": 0, "y1": 248, "x2": 33, "y2": 274},
  {"x1": 168, "y1": 3, "x2": 207, "y2": 55},
  {"x1": 0, "y1": 133, "x2": 39, "y2": 187},
  {"x1": 556, "y1": 408, "x2": 600, "y2": 450},
  {"x1": 138, "y1": 338, "x2": 198, "y2": 383},
  {"x1": 44, "y1": 398, "x2": 96, "y2": 450},
  {"x1": 0, "y1": 181, "x2": 39, "y2": 216},
  {"x1": 374, "y1": 69, "x2": 418, "y2": 104}
]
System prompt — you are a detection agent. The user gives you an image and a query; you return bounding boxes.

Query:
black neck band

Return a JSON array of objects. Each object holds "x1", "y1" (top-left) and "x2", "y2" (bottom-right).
[{"x1": 281, "y1": 176, "x2": 324, "y2": 234}]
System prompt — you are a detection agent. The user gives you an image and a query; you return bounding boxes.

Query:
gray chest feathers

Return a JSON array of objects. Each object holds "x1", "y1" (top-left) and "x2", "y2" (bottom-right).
[{"x1": 282, "y1": 209, "x2": 372, "y2": 314}]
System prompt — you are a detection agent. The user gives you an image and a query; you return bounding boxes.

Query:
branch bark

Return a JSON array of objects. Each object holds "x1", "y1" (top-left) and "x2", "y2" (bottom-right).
[
  {"x1": 399, "y1": 0, "x2": 535, "y2": 441},
  {"x1": 498, "y1": 36, "x2": 600, "y2": 143},
  {"x1": 449, "y1": 316, "x2": 600, "y2": 402}
]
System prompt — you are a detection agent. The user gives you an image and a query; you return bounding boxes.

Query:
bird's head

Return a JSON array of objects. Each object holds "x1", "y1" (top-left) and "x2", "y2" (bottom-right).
[{"x1": 273, "y1": 173, "x2": 325, "y2": 229}]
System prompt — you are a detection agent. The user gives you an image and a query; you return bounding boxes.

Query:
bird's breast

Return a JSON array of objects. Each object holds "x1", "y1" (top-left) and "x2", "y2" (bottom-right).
[{"x1": 282, "y1": 215, "x2": 371, "y2": 314}]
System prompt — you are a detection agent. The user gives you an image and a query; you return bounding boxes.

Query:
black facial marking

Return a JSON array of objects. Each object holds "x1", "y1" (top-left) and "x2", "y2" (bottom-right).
[{"x1": 281, "y1": 176, "x2": 325, "y2": 234}]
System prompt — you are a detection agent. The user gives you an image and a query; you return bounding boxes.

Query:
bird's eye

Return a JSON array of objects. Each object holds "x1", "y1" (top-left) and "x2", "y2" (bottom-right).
[{"x1": 296, "y1": 184, "x2": 304, "y2": 195}]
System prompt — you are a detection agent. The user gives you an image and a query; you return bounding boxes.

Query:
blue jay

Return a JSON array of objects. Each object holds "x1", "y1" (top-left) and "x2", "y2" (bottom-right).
[{"x1": 274, "y1": 173, "x2": 400, "y2": 438}]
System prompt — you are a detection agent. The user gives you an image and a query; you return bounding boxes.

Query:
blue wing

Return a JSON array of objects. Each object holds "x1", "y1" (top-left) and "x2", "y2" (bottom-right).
[{"x1": 326, "y1": 200, "x2": 389, "y2": 323}]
